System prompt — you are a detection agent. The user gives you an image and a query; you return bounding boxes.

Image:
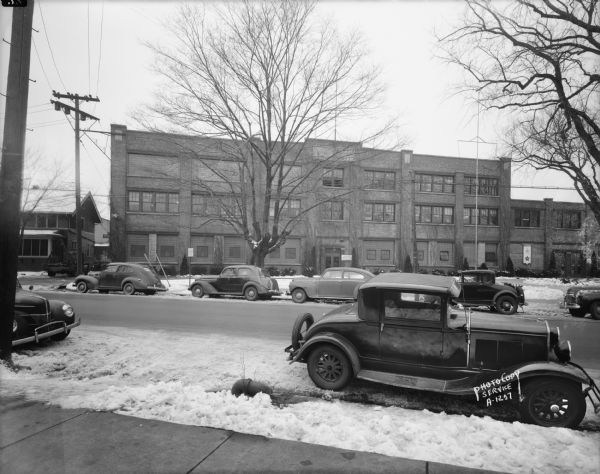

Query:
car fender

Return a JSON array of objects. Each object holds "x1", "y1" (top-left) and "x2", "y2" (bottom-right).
[
  {"x1": 190, "y1": 280, "x2": 218, "y2": 295},
  {"x1": 496, "y1": 361, "x2": 589, "y2": 386},
  {"x1": 121, "y1": 276, "x2": 145, "y2": 289},
  {"x1": 291, "y1": 332, "x2": 361, "y2": 375},
  {"x1": 290, "y1": 280, "x2": 317, "y2": 298},
  {"x1": 579, "y1": 292, "x2": 600, "y2": 308},
  {"x1": 74, "y1": 275, "x2": 99, "y2": 290},
  {"x1": 492, "y1": 289, "x2": 518, "y2": 304},
  {"x1": 242, "y1": 281, "x2": 269, "y2": 294}
]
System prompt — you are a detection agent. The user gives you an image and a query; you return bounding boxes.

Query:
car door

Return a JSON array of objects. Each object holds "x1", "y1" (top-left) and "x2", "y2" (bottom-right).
[
  {"x1": 98, "y1": 265, "x2": 119, "y2": 290},
  {"x1": 214, "y1": 267, "x2": 237, "y2": 292},
  {"x1": 233, "y1": 267, "x2": 253, "y2": 294},
  {"x1": 340, "y1": 270, "x2": 368, "y2": 298},
  {"x1": 378, "y1": 289, "x2": 445, "y2": 377},
  {"x1": 316, "y1": 269, "x2": 343, "y2": 297}
]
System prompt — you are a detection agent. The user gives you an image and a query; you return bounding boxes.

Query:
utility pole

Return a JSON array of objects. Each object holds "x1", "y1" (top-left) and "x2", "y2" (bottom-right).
[
  {"x1": 51, "y1": 92, "x2": 99, "y2": 275},
  {"x1": 0, "y1": 0, "x2": 35, "y2": 363}
]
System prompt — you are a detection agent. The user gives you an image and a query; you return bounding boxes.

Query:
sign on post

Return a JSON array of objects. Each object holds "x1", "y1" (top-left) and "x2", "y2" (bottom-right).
[
  {"x1": 341, "y1": 254, "x2": 352, "y2": 262},
  {"x1": 187, "y1": 247, "x2": 194, "y2": 258}
]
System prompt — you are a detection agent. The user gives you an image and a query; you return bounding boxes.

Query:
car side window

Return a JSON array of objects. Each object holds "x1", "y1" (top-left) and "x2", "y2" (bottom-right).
[
  {"x1": 237, "y1": 268, "x2": 252, "y2": 277},
  {"x1": 322, "y1": 270, "x2": 343, "y2": 279},
  {"x1": 463, "y1": 275, "x2": 476, "y2": 283},
  {"x1": 117, "y1": 265, "x2": 130, "y2": 273},
  {"x1": 344, "y1": 271, "x2": 365, "y2": 280},
  {"x1": 104, "y1": 266, "x2": 118, "y2": 273},
  {"x1": 383, "y1": 290, "x2": 441, "y2": 322},
  {"x1": 221, "y1": 268, "x2": 236, "y2": 277},
  {"x1": 482, "y1": 274, "x2": 494, "y2": 284}
]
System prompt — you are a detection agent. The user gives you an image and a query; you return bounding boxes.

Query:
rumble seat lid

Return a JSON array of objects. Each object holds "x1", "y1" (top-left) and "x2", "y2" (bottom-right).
[{"x1": 360, "y1": 273, "x2": 461, "y2": 297}]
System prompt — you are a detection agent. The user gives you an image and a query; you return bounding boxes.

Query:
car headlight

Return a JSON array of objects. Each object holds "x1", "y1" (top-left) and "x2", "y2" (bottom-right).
[
  {"x1": 62, "y1": 304, "x2": 74, "y2": 317},
  {"x1": 554, "y1": 340, "x2": 571, "y2": 363}
]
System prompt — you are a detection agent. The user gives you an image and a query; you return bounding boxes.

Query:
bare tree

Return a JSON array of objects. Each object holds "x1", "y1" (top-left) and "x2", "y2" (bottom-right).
[
  {"x1": 140, "y1": 0, "x2": 396, "y2": 266},
  {"x1": 440, "y1": 0, "x2": 599, "y2": 224}
]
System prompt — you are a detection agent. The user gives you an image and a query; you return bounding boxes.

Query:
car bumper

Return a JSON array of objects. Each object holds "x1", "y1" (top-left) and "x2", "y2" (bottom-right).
[{"x1": 12, "y1": 318, "x2": 81, "y2": 347}]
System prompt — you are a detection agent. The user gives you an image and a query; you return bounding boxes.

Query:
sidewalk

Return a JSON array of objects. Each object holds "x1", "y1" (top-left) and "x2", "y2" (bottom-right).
[{"x1": 0, "y1": 395, "x2": 503, "y2": 474}]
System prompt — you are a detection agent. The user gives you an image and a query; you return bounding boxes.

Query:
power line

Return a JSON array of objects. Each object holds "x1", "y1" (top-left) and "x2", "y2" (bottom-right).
[
  {"x1": 96, "y1": 1, "x2": 104, "y2": 96},
  {"x1": 38, "y1": 1, "x2": 68, "y2": 91}
]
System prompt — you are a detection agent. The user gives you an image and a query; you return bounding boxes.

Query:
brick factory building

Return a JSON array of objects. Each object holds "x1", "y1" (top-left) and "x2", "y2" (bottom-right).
[{"x1": 109, "y1": 124, "x2": 592, "y2": 276}]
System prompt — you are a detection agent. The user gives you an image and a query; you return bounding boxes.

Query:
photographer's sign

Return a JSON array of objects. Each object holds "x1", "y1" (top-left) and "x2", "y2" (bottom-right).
[{"x1": 473, "y1": 370, "x2": 521, "y2": 407}]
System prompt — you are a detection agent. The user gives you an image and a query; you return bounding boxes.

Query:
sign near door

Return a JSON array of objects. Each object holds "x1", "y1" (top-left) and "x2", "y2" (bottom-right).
[{"x1": 523, "y1": 244, "x2": 531, "y2": 265}]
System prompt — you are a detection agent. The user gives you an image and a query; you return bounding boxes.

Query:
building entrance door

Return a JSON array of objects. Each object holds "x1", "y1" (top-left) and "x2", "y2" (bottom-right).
[{"x1": 324, "y1": 247, "x2": 341, "y2": 268}]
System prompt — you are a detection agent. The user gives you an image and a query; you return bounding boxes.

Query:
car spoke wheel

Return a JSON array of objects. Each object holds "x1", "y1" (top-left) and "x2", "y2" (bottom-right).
[
  {"x1": 591, "y1": 301, "x2": 600, "y2": 320},
  {"x1": 519, "y1": 379, "x2": 586, "y2": 428},
  {"x1": 122, "y1": 283, "x2": 135, "y2": 295},
  {"x1": 244, "y1": 286, "x2": 258, "y2": 301},
  {"x1": 291, "y1": 288, "x2": 307, "y2": 304},
  {"x1": 568, "y1": 308, "x2": 585, "y2": 318},
  {"x1": 307, "y1": 344, "x2": 352, "y2": 391},
  {"x1": 191, "y1": 285, "x2": 204, "y2": 298},
  {"x1": 76, "y1": 281, "x2": 88, "y2": 293},
  {"x1": 291, "y1": 313, "x2": 314, "y2": 350},
  {"x1": 495, "y1": 296, "x2": 517, "y2": 315}
]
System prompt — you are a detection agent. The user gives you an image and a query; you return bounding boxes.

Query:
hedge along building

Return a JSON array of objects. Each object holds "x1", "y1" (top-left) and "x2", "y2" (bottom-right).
[{"x1": 109, "y1": 124, "x2": 591, "y2": 275}]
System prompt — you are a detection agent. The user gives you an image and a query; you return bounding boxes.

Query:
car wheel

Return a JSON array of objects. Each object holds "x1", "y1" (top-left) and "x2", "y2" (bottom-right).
[
  {"x1": 244, "y1": 286, "x2": 258, "y2": 301},
  {"x1": 590, "y1": 301, "x2": 600, "y2": 320},
  {"x1": 495, "y1": 296, "x2": 517, "y2": 315},
  {"x1": 191, "y1": 285, "x2": 204, "y2": 298},
  {"x1": 307, "y1": 344, "x2": 352, "y2": 391},
  {"x1": 76, "y1": 281, "x2": 89, "y2": 293},
  {"x1": 52, "y1": 330, "x2": 70, "y2": 341},
  {"x1": 519, "y1": 378, "x2": 586, "y2": 428},
  {"x1": 47, "y1": 271, "x2": 56, "y2": 277},
  {"x1": 291, "y1": 288, "x2": 307, "y2": 304},
  {"x1": 291, "y1": 313, "x2": 314, "y2": 350},
  {"x1": 568, "y1": 308, "x2": 586, "y2": 318},
  {"x1": 122, "y1": 282, "x2": 136, "y2": 295}
]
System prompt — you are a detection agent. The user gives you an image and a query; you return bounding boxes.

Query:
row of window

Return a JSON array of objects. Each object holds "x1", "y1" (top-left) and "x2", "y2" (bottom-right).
[{"x1": 126, "y1": 190, "x2": 582, "y2": 229}]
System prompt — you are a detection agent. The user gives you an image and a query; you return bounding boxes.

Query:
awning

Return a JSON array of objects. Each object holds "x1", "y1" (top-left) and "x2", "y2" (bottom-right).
[{"x1": 22, "y1": 230, "x2": 64, "y2": 238}]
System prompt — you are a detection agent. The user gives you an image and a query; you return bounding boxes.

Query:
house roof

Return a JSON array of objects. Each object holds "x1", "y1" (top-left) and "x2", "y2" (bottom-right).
[{"x1": 22, "y1": 190, "x2": 102, "y2": 223}]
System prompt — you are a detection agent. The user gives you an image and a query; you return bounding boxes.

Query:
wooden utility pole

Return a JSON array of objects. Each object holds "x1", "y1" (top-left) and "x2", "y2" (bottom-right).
[
  {"x1": 51, "y1": 93, "x2": 99, "y2": 274},
  {"x1": 0, "y1": 0, "x2": 35, "y2": 363}
]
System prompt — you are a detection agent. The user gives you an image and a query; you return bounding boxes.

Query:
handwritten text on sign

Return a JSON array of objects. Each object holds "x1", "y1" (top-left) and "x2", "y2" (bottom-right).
[{"x1": 473, "y1": 370, "x2": 521, "y2": 407}]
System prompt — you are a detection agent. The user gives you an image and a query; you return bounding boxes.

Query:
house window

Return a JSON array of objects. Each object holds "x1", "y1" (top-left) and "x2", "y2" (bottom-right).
[
  {"x1": 415, "y1": 205, "x2": 454, "y2": 224},
  {"x1": 159, "y1": 245, "x2": 175, "y2": 258},
  {"x1": 464, "y1": 207, "x2": 498, "y2": 225},
  {"x1": 229, "y1": 246, "x2": 241, "y2": 258},
  {"x1": 20, "y1": 239, "x2": 49, "y2": 256},
  {"x1": 320, "y1": 201, "x2": 344, "y2": 220},
  {"x1": 380, "y1": 250, "x2": 391, "y2": 260},
  {"x1": 192, "y1": 194, "x2": 221, "y2": 216},
  {"x1": 322, "y1": 168, "x2": 344, "y2": 187},
  {"x1": 270, "y1": 199, "x2": 301, "y2": 219},
  {"x1": 196, "y1": 246, "x2": 208, "y2": 258},
  {"x1": 269, "y1": 247, "x2": 281, "y2": 259},
  {"x1": 440, "y1": 251, "x2": 449, "y2": 262},
  {"x1": 130, "y1": 244, "x2": 146, "y2": 258},
  {"x1": 128, "y1": 192, "x2": 140, "y2": 211},
  {"x1": 554, "y1": 210, "x2": 581, "y2": 229},
  {"x1": 416, "y1": 174, "x2": 455, "y2": 193},
  {"x1": 47, "y1": 215, "x2": 57, "y2": 228},
  {"x1": 364, "y1": 203, "x2": 395, "y2": 222},
  {"x1": 285, "y1": 248, "x2": 297, "y2": 260},
  {"x1": 514, "y1": 209, "x2": 540, "y2": 227},
  {"x1": 364, "y1": 170, "x2": 395, "y2": 190},
  {"x1": 465, "y1": 177, "x2": 499, "y2": 196},
  {"x1": 367, "y1": 249, "x2": 377, "y2": 260}
]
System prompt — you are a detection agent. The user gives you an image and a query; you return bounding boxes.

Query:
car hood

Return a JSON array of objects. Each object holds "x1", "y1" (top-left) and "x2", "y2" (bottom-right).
[
  {"x1": 469, "y1": 312, "x2": 547, "y2": 336},
  {"x1": 15, "y1": 288, "x2": 49, "y2": 314}
]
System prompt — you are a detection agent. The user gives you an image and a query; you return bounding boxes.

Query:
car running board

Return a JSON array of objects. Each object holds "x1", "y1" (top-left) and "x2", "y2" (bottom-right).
[{"x1": 357, "y1": 369, "x2": 476, "y2": 396}]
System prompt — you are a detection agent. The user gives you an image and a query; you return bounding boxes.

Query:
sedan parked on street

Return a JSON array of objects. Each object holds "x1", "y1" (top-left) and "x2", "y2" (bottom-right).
[
  {"x1": 74, "y1": 262, "x2": 167, "y2": 295},
  {"x1": 189, "y1": 265, "x2": 280, "y2": 301},
  {"x1": 289, "y1": 267, "x2": 374, "y2": 303},
  {"x1": 13, "y1": 280, "x2": 80, "y2": 346}
]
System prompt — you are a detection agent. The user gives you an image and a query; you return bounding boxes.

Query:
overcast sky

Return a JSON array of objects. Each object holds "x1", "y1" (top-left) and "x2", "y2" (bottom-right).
[{"x1": 0, "y1": 1, "x2": 583, "y2": 218}]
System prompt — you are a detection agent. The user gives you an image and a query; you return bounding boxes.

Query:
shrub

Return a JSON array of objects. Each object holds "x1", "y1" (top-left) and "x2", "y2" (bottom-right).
[
  {"x1": 403, "y1": 255, "x2": 413, "y2": 273},
  {"x1": 462, "y1": 258, "x2": 470, "y2": 270}
]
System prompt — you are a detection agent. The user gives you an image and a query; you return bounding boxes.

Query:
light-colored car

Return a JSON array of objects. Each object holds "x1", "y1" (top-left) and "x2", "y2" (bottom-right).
[{"x1": 289, "y1": 267, "x2": 374, "y2": 303}]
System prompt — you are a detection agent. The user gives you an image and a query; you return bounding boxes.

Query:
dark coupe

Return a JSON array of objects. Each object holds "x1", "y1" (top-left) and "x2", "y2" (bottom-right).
[
  {"x1": 188, "y1": 265, "x2": 280, "y2": 301},
  {"x1": 288, "y1": 267, "x2": 374, "y2": 303},
  {"x1": 13, "y1": 280, "x2": 81, "y2": 346},
  {"x1": 456, "y1": 270, "x2": 525, "y2": 315},
  {"x1": 286, "y1": 272, "x2": 599, "y2": 428},
  {"x1": 74, "y1": 262, "x2": 167, "y2": 295}
]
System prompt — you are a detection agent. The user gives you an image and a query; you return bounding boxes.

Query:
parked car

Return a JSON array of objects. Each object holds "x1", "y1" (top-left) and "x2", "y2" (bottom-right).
[
  {"x1": 13, "y1": 280, "x2": 81, "y2": 346},
  {"x1": 562, "y1": 283, "x2": 600, "y2": 319},
  {"x1": 285, "y1": 272, "x2": 599, "y2": 428},
  {"x1": 456, "y1": 270, "x2": 525, "y2": 315},
  {"x1": 289, "y1": 267, "x2": 374, "y2": 303},
  {"x1": 74, "y1": 262, "x2": 167, "y2": 295},
  {"x1": 188, "y1": 265, "x2": 280, "y2": 301}
]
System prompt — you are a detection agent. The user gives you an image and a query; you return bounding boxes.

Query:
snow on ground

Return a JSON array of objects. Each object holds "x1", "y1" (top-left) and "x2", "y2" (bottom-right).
[{"x1": 2, "y1": 325, "x2": 599, "y2": 474}]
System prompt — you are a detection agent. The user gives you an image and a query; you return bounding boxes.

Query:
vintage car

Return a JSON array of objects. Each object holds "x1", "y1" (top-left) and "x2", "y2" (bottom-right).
[
  {"x1": 562, "y1": 283, "x2": 600, "y2": 319},
  {"x1": 13, "y1": 280, "x2": 81, "y2": 346},
  {"x1": 456, "y1": 269, "x2": 525, "y2": 315},
  {"x1": 188, "y1": 265, "x2": 280, "y2": 301},
  {"x1": 289, "y1": 267, "x2": 374, "y2": 303},
  {"x1": 74, "y1": 262, "x2": 167, "y2": 295},
  {"x1": 285, "y1": 272, "x2": 599, "y2": 428}
]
